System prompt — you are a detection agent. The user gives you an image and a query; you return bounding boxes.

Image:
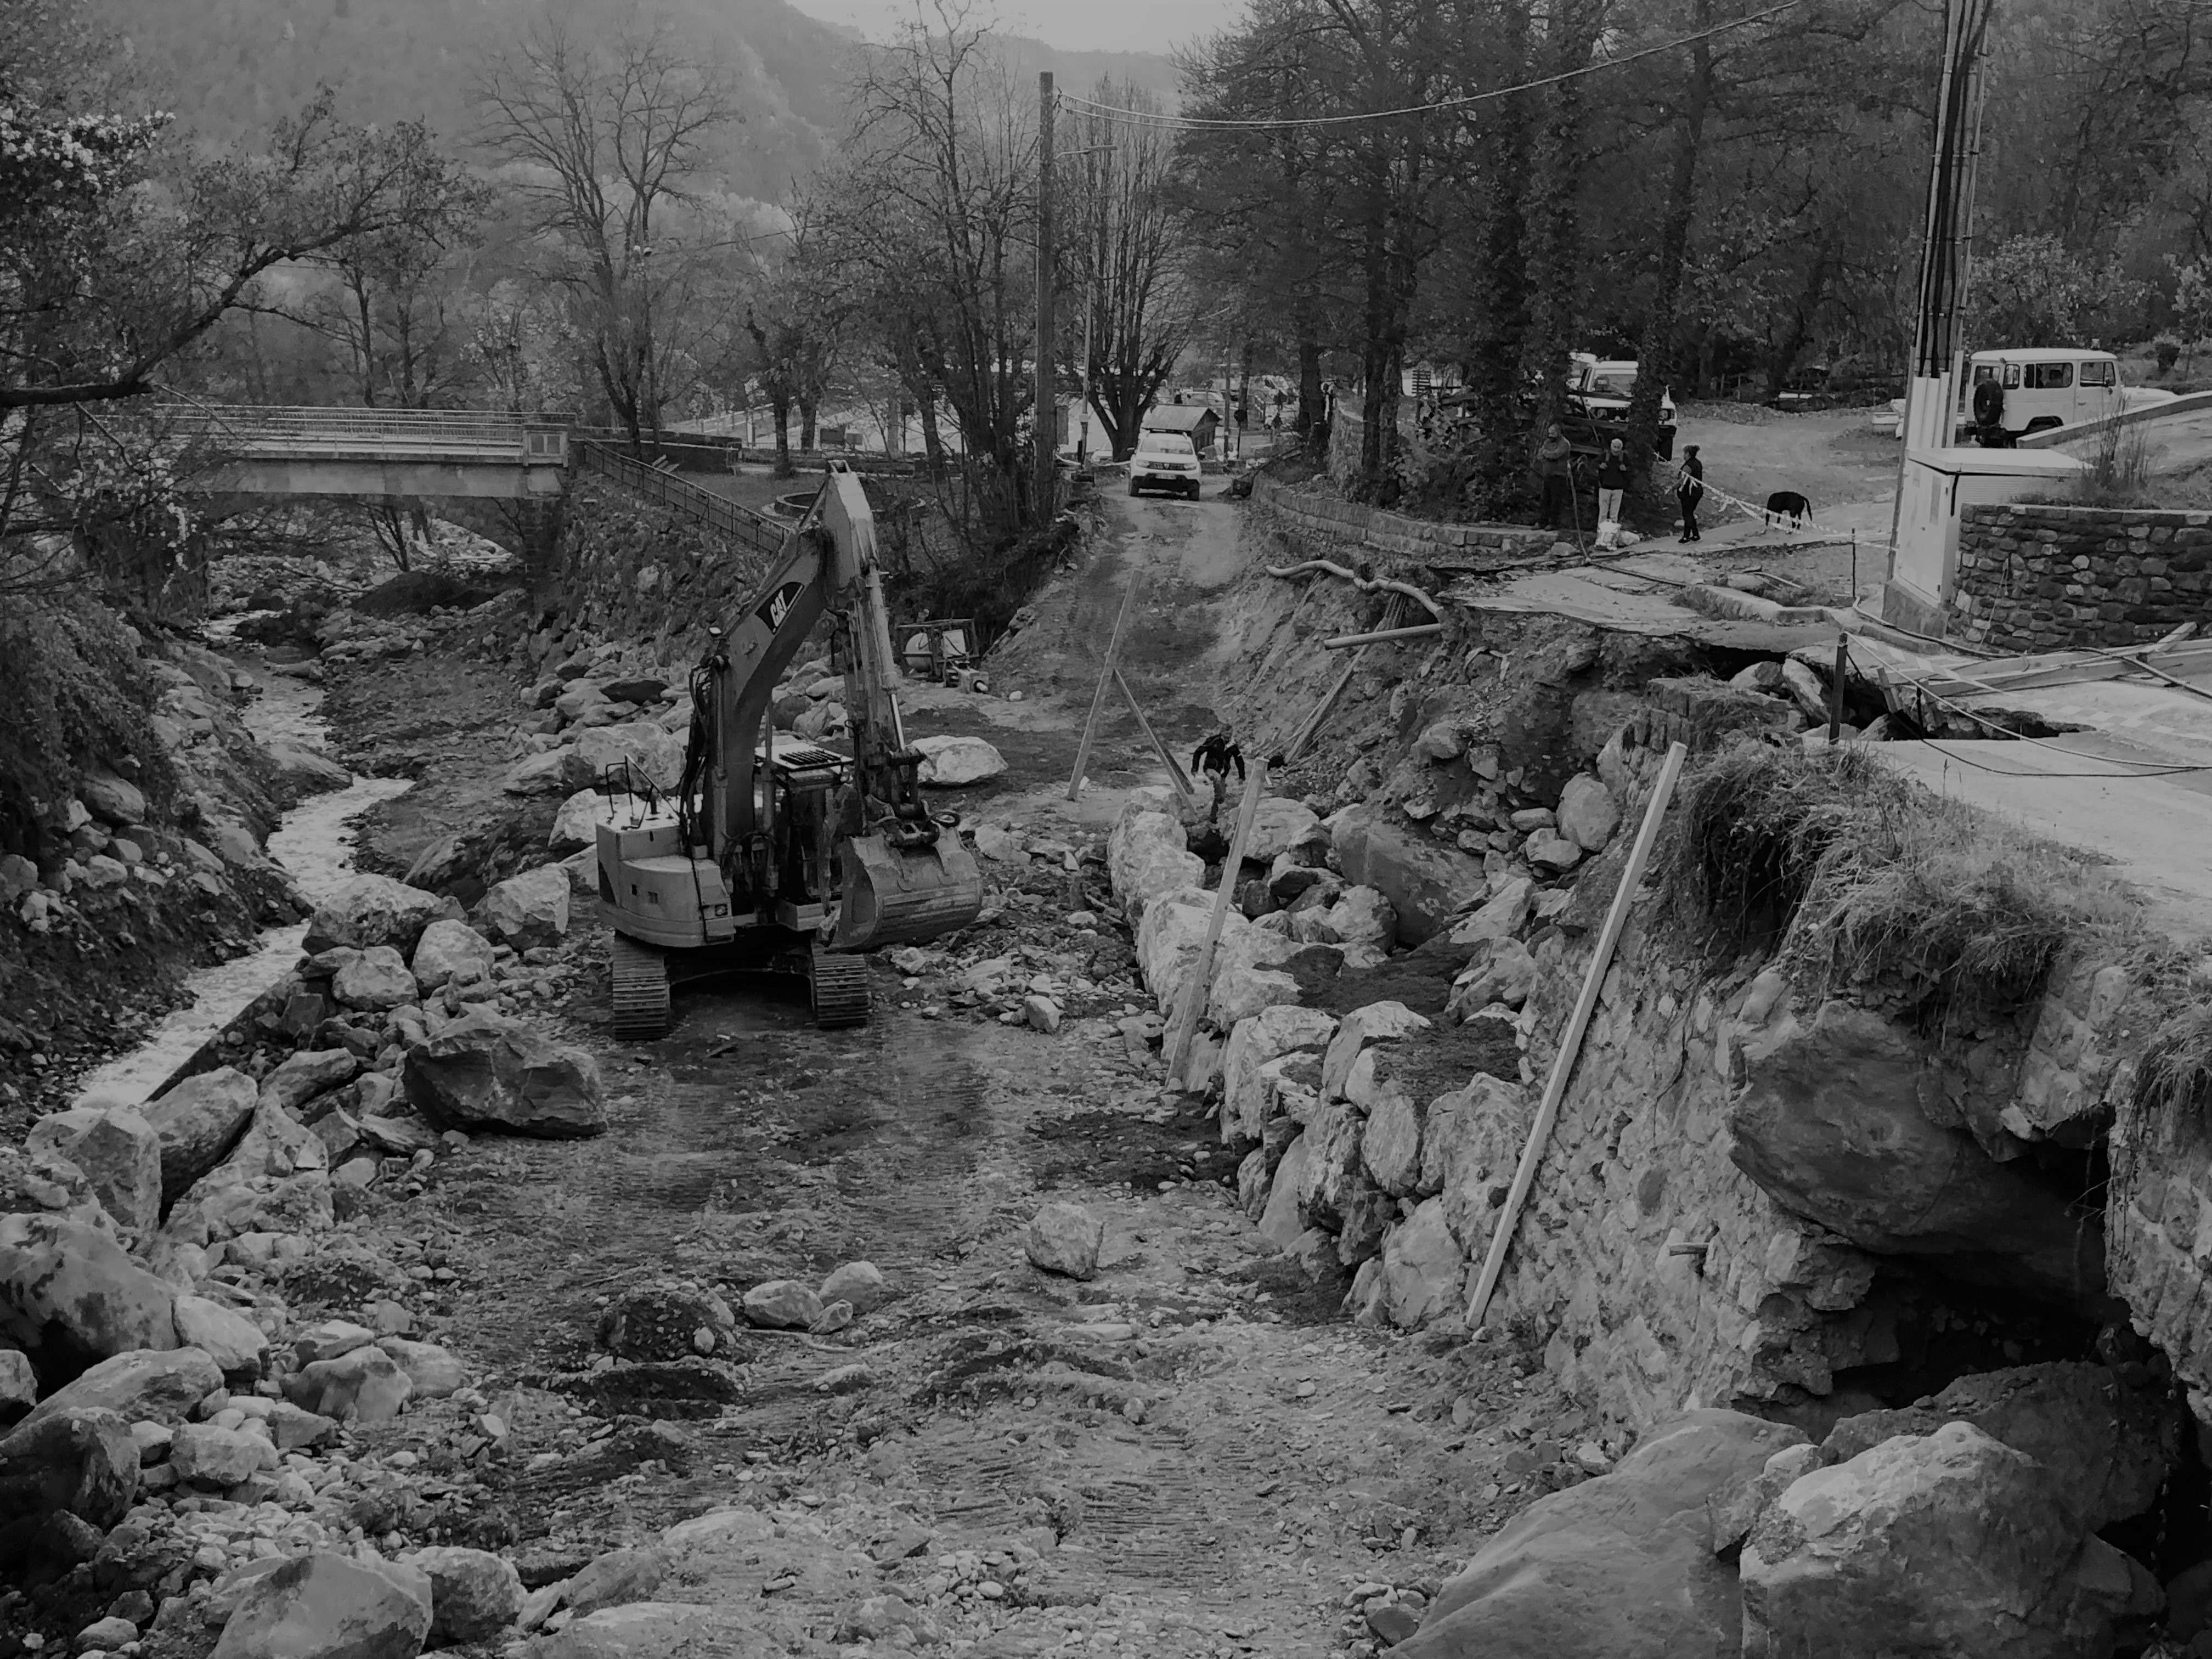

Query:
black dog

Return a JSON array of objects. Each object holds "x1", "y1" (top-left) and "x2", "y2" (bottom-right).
[{"x1": 1763, "y1": 490, "x2": 1813, "y2": 529}]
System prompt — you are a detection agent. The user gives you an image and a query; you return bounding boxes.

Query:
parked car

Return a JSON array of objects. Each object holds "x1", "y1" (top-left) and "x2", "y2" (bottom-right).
[
  {"x1": 1564, "y1": 353, "x2": 1677, "y2": 459},
  {"x1": 1128, "y1": 430, "x2": 1203, "y2": 499}
]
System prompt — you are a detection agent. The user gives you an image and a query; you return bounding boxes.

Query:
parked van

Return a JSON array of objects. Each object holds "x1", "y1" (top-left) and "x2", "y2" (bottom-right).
[{"x1": 1957, "y1": 347, "x2": 2175, "y2": 444}]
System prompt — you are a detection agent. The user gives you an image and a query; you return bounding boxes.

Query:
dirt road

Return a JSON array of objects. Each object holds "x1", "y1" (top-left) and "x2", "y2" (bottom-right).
[{"x1": 319, "y1": 476, "x2": 1600, "y2": 1658}]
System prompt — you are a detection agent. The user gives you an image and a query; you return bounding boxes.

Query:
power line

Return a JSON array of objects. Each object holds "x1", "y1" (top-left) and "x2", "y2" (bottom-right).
[{"x1": 1056, "y1": 1, "x2": 1804, "y2": 133}]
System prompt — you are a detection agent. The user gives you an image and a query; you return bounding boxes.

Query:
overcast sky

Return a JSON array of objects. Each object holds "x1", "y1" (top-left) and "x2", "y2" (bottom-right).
[{"x1": 793, "y1": 0, "x2": 1251, "y2": 54}]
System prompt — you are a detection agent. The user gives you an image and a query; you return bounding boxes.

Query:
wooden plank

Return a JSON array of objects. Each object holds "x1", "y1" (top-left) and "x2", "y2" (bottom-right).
[
  {"x1": 1161, "y1": 761, "x2": 1268, "y2": 1087},
  {"x1": 1067, "y1": 574, "x2": 1141, "y2": 801},
  {"x1": 1465, "y1": 742, "x2": 1689, "y2": 1333}
]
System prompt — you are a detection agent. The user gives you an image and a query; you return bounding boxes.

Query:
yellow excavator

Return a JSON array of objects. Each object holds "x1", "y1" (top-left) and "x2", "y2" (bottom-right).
[{"x1": 594, "y1": 464, "x2": 984, "y2": 1036}]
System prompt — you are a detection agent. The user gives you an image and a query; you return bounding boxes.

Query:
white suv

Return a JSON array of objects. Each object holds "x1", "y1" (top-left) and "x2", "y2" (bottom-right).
[{"x1": 1128, "y1": 432, "x2": 1203, "y2": 500}]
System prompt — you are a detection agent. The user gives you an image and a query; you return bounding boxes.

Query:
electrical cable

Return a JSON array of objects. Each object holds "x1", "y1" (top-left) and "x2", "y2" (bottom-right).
[{"x1": 1056, "y1": 1, "x2": 1803, "y2": 132}]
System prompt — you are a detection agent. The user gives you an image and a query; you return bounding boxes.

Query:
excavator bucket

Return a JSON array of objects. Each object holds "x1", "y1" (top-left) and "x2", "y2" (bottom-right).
[{"x1": 833, "y1": 833, "x2": 986, "y2": 951}]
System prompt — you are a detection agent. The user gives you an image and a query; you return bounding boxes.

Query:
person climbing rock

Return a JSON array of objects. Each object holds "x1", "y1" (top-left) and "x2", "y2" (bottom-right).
[{"x1": 1190, "y1": 731, "x2": 1246, "y2": 818}]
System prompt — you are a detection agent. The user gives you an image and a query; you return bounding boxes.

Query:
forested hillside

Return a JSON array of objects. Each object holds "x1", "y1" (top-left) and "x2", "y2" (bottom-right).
[{"x1": 87, "y1": 0, "x2": 1175, "y2": 201}]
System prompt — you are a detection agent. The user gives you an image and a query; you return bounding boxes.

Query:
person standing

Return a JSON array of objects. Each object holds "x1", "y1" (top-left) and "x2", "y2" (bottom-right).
[
  {"x1": 1675, "y1": 444, "x2": 1705, "y2": 543},
  {"x1": 1595, "y1": 438, "x2": 1631, "y2": 531},
  {"x1": 1534, "y1": 422, "x2": 1575, "y2": 531}
]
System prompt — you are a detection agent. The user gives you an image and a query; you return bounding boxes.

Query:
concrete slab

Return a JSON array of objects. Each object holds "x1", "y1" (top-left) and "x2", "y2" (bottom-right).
[
  {"x1": 1869, "y1": 739, "x2": 2212, "y2": 941},
  {"x1": 1454, "y1": 566, "x2": 1840, "y2": 652}
]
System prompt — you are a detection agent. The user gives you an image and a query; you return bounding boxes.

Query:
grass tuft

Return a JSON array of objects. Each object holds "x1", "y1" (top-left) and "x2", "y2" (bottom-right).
[
  {"x1": 1668, "y1": 741, "x2": 2138, "y2": 1009},
  {"x1": 2136, "y1": 1005, "x2": 2212, "y2": 1120}
]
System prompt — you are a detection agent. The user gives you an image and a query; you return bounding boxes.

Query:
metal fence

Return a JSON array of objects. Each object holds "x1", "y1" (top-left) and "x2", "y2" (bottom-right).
[{"x1": 574, "y1": 440, "x2": 788, "y2": 561}]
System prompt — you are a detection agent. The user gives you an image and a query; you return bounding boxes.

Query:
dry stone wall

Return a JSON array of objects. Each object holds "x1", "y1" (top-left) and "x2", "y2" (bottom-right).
[
  {"x1": 1949, "y1": 502, "x2": 2212, "y2": 651},
  {"x1": 1251, "y1": 476, "x2": 1552, "y2": 568},
  {"x1": 554, "y1": 477, "x2": 772, "y2": 663}
]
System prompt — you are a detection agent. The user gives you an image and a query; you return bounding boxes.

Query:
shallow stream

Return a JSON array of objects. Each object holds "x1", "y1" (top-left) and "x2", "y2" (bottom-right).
[{"x1": 72, "y1": 661, "x2": 411, "y2": 1108}]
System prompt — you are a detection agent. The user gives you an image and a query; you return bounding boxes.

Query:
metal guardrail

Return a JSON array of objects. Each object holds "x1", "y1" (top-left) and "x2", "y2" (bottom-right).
[{"x1": 574, "y1": 439, "x2": 787, "y2": 560}]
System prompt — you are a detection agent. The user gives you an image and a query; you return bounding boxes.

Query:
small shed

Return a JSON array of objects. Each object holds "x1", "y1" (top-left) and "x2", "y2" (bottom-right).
[{"x1": 1140, "y1": 403, "x2": 1220, "y2": 454}]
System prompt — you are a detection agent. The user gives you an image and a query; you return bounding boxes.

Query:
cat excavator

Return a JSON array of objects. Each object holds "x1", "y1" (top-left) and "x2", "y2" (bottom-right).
[{"x1": 594, "y1": 464, "x2": 984, "y2": 1036}]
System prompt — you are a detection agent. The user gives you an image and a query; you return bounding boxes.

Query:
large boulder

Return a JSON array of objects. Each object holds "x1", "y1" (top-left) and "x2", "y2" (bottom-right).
[
  {"x1": 167, "y1": 1104, "x2": 332, "y2": 1245},
  {"x1": 0, "y1": 1215, "x2": 177, "y2": 1380},
  {"x1": 403, "y1": 1011, "x2": 608, "y2": 1139},
  {"x1": 501, "y1": 749, "x2": 573, "y2": 797},
  {"x1": 1556, "y1": 773, "x2": 1622, "y2": 852},
  {"x1": 913, "y1": 733, "x2": 1006, "y2": 786},
  {"x1": 1820, "y1": 1362, "x2": 2182, "y2": 1532},
  {"x1": 1377, "y1": 1198, "x2": 1463, "y2": 1328},
  {"x1": 304, "y1": 873, "x2": 448, "y2": 955},
  {"x1": 259, "y1": 1049, "x2": 361, "y2": 1115},
  {"x1": 563, "y1": 721, "x2": 685, "y2": 792},
  {"x1": 478, "y1": 865, "x2": 571, "y2": 950},
  {"x1": 0, "y1": 1406, "x2": 139, "y2": 1529},
  {"x1": 1107, "y1": 803, "x2": 1203, "y2": 923},
  {"x1": 1221, "y1": 1006, "x2": 1339, "y2": 1142},
  {"x1": 1331, "y1": 805, "x2": 1488, "y2": 944},
  {"x1": 548, "y1": 788, "x2": 615, "y2": 853},
  {"x1": 25, "y1": 1107, "x2": 161, "y2": 1238},
  {"x1": 1448, "y1": 877, "x2": 1536, "y2": 947},
  {"x1": 406, "y1": 1545, "x2": 525, "y2": 1643},
  {"x1": 173, "y1": 1297, "x2": 270, "y2": 1381},
  {"x1": 1420, "y1": 1075, "x2": 1537, "y2": 1257},
  {"x1": 1321, "y1": 1001, "x2": 1433, "y2": 1101},
  {"x1": 1205, "y1": 927, "x2": 1301, "y2": 1029},
  {"x1": 411, "y1": 918, "x2": 496, "y2": 990},
  {"x1": 1733, "y1": 1000, "x2": 2113, "y2": 1310},
  {"x1": 262, "y1": 738, "x2": 352, "y2": 795},
  {"x1": 1133, "y1": 886, "x2": 1217, "y2": 1015},
  {"x1": 1739, "y1": 1422, "x2": 2159, "y2": 1659},
  {"x1": 1245, "y1": 797, "x2": 1323, "y2": 862},
  {"x1": 332, "y1": 946, "x2": 419, "y2": 1013},
  {"x1": 288, "y1": 1344, "x2": 413, "y2": 1425},
  {"x1": 79, "y1": 771, "x2": 146, "y2": 827},
  {"x1": 211, "y1": 1551, "x2": 433, "y2": 1659},
  {"x1": 16, "y1": 1346, "x2": 221, "y2": 1433},
  {"x1": 1397, "y1": 1409, "x2": 1809, "y2": 1659},
  {"x1": 143, "y1": 1068, "x2": 259, "y2": 1203}
]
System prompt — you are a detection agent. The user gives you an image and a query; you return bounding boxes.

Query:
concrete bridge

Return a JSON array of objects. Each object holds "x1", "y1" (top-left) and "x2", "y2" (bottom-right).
[{"x1": 172, "y1": 405, "x2": 574, "y2": 500}]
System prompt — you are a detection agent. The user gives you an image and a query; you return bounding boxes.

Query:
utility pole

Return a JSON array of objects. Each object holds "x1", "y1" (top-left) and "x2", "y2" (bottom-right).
[{"x1": 1035, "y1": 71, "x2": 1057, "y2": 523}]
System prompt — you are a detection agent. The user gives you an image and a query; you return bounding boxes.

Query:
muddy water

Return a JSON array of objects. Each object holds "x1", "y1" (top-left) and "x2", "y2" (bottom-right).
[{"x1": 72, "y1": 664, "x2": 411, "y2": 1108}]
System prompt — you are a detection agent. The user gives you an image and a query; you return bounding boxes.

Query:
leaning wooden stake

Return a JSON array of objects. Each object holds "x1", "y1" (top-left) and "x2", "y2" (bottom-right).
[
  {"x1": 1162, "y1": 759, "x2": 1269, "y2": 1087},
  {"x1": 1113, "y1": 668, "x2": 1194, "y2": 797},
  {"x1": 1067, "y1": 574, "x2": 1141, "y2": 800},
  {"x1": 1465, "y1": 741, "x2": 1689, "y2": 1332}
]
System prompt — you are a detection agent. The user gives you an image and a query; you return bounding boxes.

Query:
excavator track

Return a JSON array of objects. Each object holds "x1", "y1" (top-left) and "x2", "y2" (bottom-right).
[
  {"x1": 808, "y1": 947, "x2": 871, "y2": 1029},
  {"x1": 610, "y1": 935, "x2": 672, "y2": 1041}
]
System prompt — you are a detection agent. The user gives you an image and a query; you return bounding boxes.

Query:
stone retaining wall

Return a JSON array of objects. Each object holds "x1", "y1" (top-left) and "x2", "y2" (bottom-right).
[
  {"x1": 554, "y1": 476, "x2": 772, "y2": 661},
  {"x1": 1949, "y1": 502, "x2": 2212, "y2": 651},
  {"x1": 1251, "y1": 475, "x2": 1551, "y2": 568}
]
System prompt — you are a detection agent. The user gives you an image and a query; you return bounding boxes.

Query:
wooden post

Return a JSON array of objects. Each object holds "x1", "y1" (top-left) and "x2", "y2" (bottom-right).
[
  {"x1": 1285, "y1": 661, "x2": 1359, "y2": 765},
  {"x1": 1827, "y1": 636, "x2": 1850, "y2": 744},
  {"x1": 1162, "y1": 759, "x2": 1268, "y2": 1087},
  {"x1": 1067, "y1": 573, "x2": 1139, "y2": 800},
  {"x1": 1465, "y1": 742, "x2": 1688, "y2": 1333},
  {"x1": 1113, "y1": 668, "x2": 1194, "y2": 797}
]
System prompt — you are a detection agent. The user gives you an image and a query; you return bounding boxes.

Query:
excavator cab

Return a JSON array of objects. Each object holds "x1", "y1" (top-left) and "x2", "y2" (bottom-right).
[{"x1": 595, "y1": 466, "x2": 984, "y2": 1037}]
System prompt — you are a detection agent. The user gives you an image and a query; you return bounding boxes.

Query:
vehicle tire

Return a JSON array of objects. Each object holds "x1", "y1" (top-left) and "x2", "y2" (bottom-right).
[
  {"x1": 1971, "y1": 377, "x2": 2005, "y2": 430},
  {"x1": 2025, "y1": 416, "x2": 2063, "y2": 436},
  {"x1": 610, "y1": 934, "x2": 672, "y2": 1040},
  {"x1": 1188, "y1": 481, "x2": 1202, "y2": 500},
  {"x1": 1127, "y1": 477, "x2": 1141, "y2": 497}
]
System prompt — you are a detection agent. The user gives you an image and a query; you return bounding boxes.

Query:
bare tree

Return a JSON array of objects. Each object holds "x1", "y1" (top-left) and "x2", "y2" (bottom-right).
[
  {"x1": 473, "y1": 16, "x2": 739, "y2": 449},
  {"x1": 1065, "y1": 80, "x2": 1195, "y2": 459}
]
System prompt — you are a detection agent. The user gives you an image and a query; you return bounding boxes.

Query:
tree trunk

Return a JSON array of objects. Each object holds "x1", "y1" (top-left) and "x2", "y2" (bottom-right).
[
  {"x1": 799, "y1": 397, "x2": 818, "y2": 452},
  {"x1": 1628, "y1": 0, "x2": 1712, "y2": 478},
  {"x1": 1766, "y1": 242, "x2": 1835, "y2": 397},
  {"x1": 771, "y1": 394, "x2": 794, "y2": 478},
  {"x1": 1296, "y1": 331, "x2": 1323, "y2": 439},
  {"x1": 1525, "y1": 0, "x2": 1602, "y2": 437}
]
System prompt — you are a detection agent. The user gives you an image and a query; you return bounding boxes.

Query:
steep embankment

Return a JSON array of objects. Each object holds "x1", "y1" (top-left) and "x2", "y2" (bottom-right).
[
  {"x1": 1099, "y1": 477, "x2": 2212, "y2": 1655},
  {"x1": 0, "y1": 599, "x2": 338, "y2": 1130}
]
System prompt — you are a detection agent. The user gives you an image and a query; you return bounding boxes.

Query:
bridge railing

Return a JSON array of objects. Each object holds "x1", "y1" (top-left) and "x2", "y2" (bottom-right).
[
  {"x1": 165, "y1": 404, "x2": 577, "y2": 463},
  {"x1": 574, "y1": 439, "x2": 788, "y2": 561}
]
